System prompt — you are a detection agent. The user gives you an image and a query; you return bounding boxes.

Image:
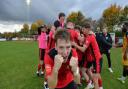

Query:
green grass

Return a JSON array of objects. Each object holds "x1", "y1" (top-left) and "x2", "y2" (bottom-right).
[{"x1": 0, "y1": 41, "x2": 127, "y2": 89}]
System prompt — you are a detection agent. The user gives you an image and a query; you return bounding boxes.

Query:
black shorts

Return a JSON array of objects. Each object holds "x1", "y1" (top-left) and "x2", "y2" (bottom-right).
[
  {"x1": 55, "y1": 81, "x2": 78, "y2": 89},
  {"x1": 78, "y1": 57, "x2": 85, "y2": 67},
  {"x1": 86, "y1": 58, "x2": 103, "y2": 73},
  {"x1": 39, "y1": 48, "x2": 45, "y2": 60}
]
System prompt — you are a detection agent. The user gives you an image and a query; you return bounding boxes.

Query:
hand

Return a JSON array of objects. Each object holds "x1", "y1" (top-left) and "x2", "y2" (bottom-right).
[
  {"x1": 71, "y1": 42, "x2": 77, "y2": 47},
  {"x1": 69, "y1": 57, "x2": 78, "y2": 73},
  {"x1": 54, "y1": 54, "x2": 64, "y2": 71},
  {"x1": 79, "y1": 36, "x2": 84, "y2": 43},
  {"x1": 78, "y1": 35, "x2": 84, "y2": 42}
]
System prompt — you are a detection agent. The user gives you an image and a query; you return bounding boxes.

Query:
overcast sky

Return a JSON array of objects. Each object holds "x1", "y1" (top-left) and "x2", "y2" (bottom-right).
[{"x1": 0, "y1": 0, "x2": 128, "y2": 33}]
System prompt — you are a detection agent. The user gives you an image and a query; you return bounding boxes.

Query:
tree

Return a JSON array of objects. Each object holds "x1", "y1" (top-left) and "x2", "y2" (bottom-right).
[
  {"x1": 0, "y1": 32, "x2": 4, "y2": 38},
  {"x1": 77, "y1": 11, "x2": 87, "y2": 26},
  {"x1": 67, "y1": 12, "x2": 78, "y2": 24},
  {"x1": 35, "y1": 19, "x2": 44, "y2": 27},
  {"x1": 23, "y1": 23, "x2": 29, "y2": 30},
  {"x1": 3, "y1": 32, "x2": 13, "y2": 40},
  {"x1": 120, "y1": 5, "x2": 128, "y2": 23},
  {"x1": 103, "y1": 4, "x2": 122, "y2": 31},
  {"x1": 67, "y1": 11, "x2": 87, "y2": 26},
  {"x1": 97, "y1": 18, "x2": 105, "y2": 31},
  {"x1": 30, "y1": 23, "x2": 38, "y2": 35},
  {"x1": 20, "y1": 23, "x2": 29, "y2": 37}
]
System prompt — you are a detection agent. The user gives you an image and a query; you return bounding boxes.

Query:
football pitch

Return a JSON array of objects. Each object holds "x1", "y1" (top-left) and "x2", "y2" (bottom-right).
[{"x1": 0, "y1": 41, "x2": 127, "y2": 89}]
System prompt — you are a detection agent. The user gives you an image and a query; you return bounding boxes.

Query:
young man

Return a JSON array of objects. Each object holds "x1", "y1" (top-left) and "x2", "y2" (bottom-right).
[
  {"x1": 72, "y1": 23, "x2": 103, "y2": 89},
  {"x1": 66, "y1": 21, "x2": 80, "y2": 43},
  {"x1": 47, "y1": 13, "x2": 65, "y2": 50},
  {"x1": 44, "y1": 29, "x2": 80, "y2": 89},
  {"x1": 54, "y1": 12, "x2": 65, "y2": 29}
]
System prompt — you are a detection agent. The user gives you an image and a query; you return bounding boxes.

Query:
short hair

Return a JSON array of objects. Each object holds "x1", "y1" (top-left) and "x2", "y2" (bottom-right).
[
  {"x1": 75, "y1": 25, "x2": 81, "y2": 30},
  {"x1": 82, "y1": 23, "x2": 91, "y2": 29},
  {"x1": 58, "y1": 12, "x2": 65, "y2": 19},
  {"x1": 54, "y1": 29, "x2": 70, "y2": 43},
  {"x1": 75, "y1": 25, "x2": 82, "y2": 33},
  {"x1": 54, "y1": 20, "x2": 60, "y2": 28},
  {"x1": 38, "y1": 25, "x2": 47, "y2": 35}
]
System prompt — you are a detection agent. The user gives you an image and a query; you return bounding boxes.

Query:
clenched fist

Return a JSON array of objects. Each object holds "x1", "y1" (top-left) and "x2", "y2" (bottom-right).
[
  {"x1": 54, "y1": 54, "x2": 64, "y2": 71},
  {"x1": 69, "y1": 57, "x2": 78, "y2": 73}
]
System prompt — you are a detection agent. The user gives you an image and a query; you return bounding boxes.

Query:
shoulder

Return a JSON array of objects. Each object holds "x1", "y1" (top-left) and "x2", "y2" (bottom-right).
[
  {"x1": 68, "y1": 48, "x2": 78, "y2": 59},
  {"x1": 48, "y1": 48, "x2": 57, "y2": 60},
  {"x1": 88, "y1": 34, "x2": 95, "y2": 39},
  {"x1": 54, "y1": 20, "x2": 60, "y2": 23}
]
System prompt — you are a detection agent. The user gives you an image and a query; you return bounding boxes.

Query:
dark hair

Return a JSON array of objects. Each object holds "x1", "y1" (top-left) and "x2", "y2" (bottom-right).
[
  {"x1": 58, "y1": 12, "x2": 65, "y2": 19},
  {"x1": 54, "y1": 20, "x2": 60, "y2": 28},
  {"x1": 75, "y1": 25, "x2": 82, "y2": 33},
  {"x1": 122, "y1": 22, "x2": 128, "y2": 36},
  {"x1": 54, "y1": 29, "x2": 70, "y2": 43},
  {"x1": 82, "y1": 23, "x2": 91, "y2": 29},
  {"x1": 38, "y1": 25, "x2": 47, "y2": 35},
  {"x1": 75, "y1": 25, "x2": 81, "y2": 30}
]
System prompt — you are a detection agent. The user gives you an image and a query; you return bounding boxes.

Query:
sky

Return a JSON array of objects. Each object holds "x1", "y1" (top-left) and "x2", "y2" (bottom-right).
[{"x1": 0, "y1": 0, "x2": 128, "y2": 33}]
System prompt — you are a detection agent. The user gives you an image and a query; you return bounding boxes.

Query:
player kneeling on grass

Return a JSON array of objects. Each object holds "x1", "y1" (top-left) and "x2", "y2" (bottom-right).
[{"x1": 44, "y1": 29, "x2": 80, "y2": 89}]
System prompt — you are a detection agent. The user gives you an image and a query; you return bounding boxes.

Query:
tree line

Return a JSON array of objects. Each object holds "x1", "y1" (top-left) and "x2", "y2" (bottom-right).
[{"x1": 0, "y1": 4, "x2": 128, "y2": 39}]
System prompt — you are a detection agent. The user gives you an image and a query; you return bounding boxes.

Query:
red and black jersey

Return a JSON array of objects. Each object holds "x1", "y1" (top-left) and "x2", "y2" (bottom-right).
[
  {"x1": 67, "y1": 29, "x2": 79, "y2": 43},
  {"x1": 84, "y1": 34, "x2": 102, "y2": 73},
  {"x1": 47, "y1": 31, "x2": 55, "y2": 50},
  {"x1": 44, "y1": 48, "x2": 78, "y2": 88}
]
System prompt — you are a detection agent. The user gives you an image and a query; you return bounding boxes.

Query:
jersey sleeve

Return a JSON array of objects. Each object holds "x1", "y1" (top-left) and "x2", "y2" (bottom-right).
[
  {"x1": 75, "y1": 31, "x2": 79, "y2": 40},
  {"x1": 44, "y1": 52, "x2": 54, "y2": 77},
  {"x1": 96, "y1": 58, "x2": 101, "y2": 73},
  {"x1": 91, "y1": 35, "x2": 101, "y2": 73},
  {"x1": 84, "y1": 36, "x2": 91, "y2": 48},
  {"x1": 71, "y1": 48, "x2": 77, "y2": 57}
]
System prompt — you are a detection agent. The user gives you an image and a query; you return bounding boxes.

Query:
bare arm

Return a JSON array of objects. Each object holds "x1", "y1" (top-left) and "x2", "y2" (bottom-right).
[
  {"x1": 70, "y1": 57, "x2": 81, "y2": 84},
  {"x1": 47, "y1": 67, "x2": 58, "y2": 88},
  {"x1": 72, "y1": 42, "x2": 87, "y2": 52},
  {"x1": 73, "y1": 67, "x2": 81, "y2": 84},
  {"x1": 47, "y1": 54, "x2": 64, "y2": 88}
]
